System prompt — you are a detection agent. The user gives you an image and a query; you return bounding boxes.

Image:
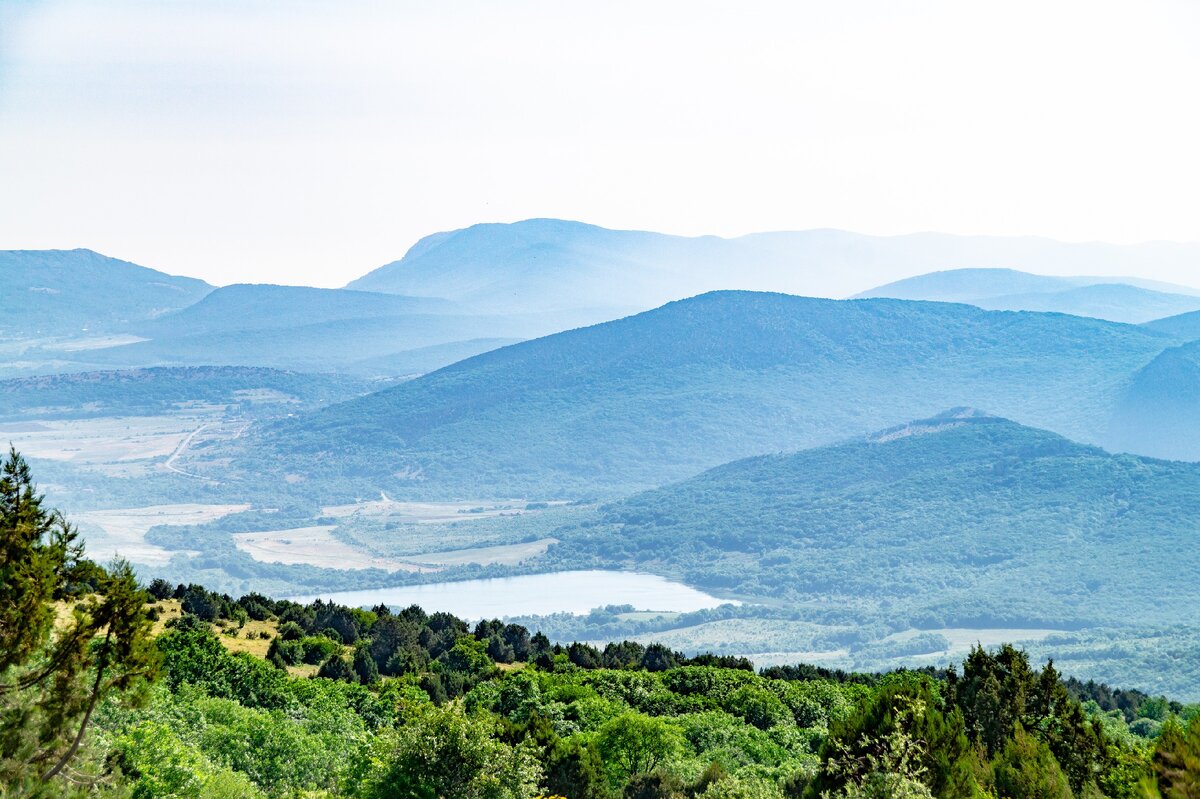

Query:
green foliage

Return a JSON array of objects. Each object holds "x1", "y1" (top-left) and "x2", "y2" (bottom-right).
[
  {"x1": 989, "y1": 726, "x2": 1073, "y2": 799},
  {"x1": 595, "y1": 711, "x2": 685, "y2": 784},
  {"x1": 810, "y1": 680, "x2": 979, "y2": 799},
  {"x1": 1144, "y1": 717, "x2": 1200, "y2": 799},
  {"x1": 0, "y1": 449, "x2": 158, "y2": 792},
  {"x1": 361, "y1": 702, "x2": 541, "y2": 799},
  {"x1": 953, "y1": 646, "x2": 1109, "y2": 793},
  {"x1": 112, "y1": 719, "x2": 263, "y2": 799}
]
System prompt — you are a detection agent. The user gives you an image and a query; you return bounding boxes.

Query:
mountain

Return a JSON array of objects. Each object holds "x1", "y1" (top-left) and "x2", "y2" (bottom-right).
[
  {"x1": 136, "y1": 284, "x2": 457, "y2": 337},
  {"x1": 857, "y1": 268, "x2": 1200, "y2": 324},
  {"x1": 855, "y1": 268, "x2": 1085, "y2": 302},
  {"x1": 347, "y1": 219, "x2": 1200, "y2": 315},
  {"x1": 1107, "y1": 340, "x2": 1200, "y2": 461},
  {"x1": 0, "y1": 249, "x2": 212, "y2": 337},
  {"x1": 0, "y1": 366, "x2": 374, "y2": 421},
  {"x1": 552, "y1": 411, "x2": 1200, "y2": 630},
  {"x1": 1143, "y1": 310, "x2": 1200, "y2": 341},
  {"x1": 237, "y1": 291, "x2": 1177, "y2": 499},
  {"x1": 69, "y1": 314, "x2": 545, "y2": 375},
  {"x1": 25, "y1": 284, "x2": 589, "y2": 377}
]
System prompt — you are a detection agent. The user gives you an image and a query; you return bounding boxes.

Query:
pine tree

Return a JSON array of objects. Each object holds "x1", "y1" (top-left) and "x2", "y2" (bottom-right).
[{"x1": 0, "y1": 448, "x2": 158, "y2": 792}]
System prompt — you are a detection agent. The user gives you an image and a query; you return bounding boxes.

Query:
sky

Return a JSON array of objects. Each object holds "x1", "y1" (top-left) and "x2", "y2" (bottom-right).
[{"x1": 1, "y1": 0, "x2": 1199, "y2": 287}]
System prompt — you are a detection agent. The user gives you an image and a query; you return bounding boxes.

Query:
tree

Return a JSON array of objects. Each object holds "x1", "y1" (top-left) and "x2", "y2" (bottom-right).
[
  {"x1": 953, "y1": 646, "x2": 1108, "y2": 794},
  {"x1": 353, "y1": 646, "x2": 380, "y2": 684},
  {"x1": 990, "y1": 726, "x2": 1073, "y2": 799},
  {"x1": 809, "y1": 680, "x2": 979, "y2": 799},
  {"x1": 1144, "y1": 717, "x2": 1200, "y2": 799},
  {"x1": 595, "y1": 711, "x2": 685, "y2": 785},
  {"x1": 317, "y1": 654, "x2": 355, "y2": 681},
  {"x1": 0, "y1": 448, "x2": 158, "y2": 791},
  {"x1": 364, "y1": 702, "x2": 541, "y2": 799}
]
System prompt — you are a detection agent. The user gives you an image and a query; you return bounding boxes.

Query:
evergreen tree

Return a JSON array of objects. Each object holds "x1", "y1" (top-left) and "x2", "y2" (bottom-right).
[
  {"x1": 1145, "y1": 718, "x2": 1200, "y2": 799},
  {"x1": 0, "y1": 448, "x2": 158, "y2": 792},
  {"x1": 808, "y1": 679, "x2": 980, "y2": 799}
]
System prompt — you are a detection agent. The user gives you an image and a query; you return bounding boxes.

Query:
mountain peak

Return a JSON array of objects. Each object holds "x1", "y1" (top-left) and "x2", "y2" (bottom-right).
[{"x1": 866, "y1": 408, "x2": 1003, "y2": 444}]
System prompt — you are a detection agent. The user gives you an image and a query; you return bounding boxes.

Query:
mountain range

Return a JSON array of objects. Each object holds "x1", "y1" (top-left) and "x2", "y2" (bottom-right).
[
  {"x1": 349, "y1": 219, "x2": 1200, "y2": 317},
  {"x1": 857, "y1": 268, "x2": 1200, "y2": 324},
  {"x1": 232, "y1": 290, "x2": 1181, "y2": 500}
]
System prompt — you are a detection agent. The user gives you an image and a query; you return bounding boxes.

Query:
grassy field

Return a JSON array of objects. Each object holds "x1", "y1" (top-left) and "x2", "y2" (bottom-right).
[
  {"x1": 74, "y1": 503, "x2": 250, "y2": 565},
  {"x1": 232, "y1": 525, "x2": 430, "y2": 572}
]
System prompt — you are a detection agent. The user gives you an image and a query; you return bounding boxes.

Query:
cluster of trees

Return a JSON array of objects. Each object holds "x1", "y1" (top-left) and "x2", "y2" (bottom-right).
[
  {"x1": 159, "y1": 580, "x2": 755, "y2": 700},
  {"x1": 5, "y1": 448, "x2": 1200, "y2": 799}
]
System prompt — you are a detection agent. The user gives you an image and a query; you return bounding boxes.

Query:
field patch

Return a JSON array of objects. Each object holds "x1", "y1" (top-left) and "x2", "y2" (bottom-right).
[
  {"x1": 877, "y1": 627, "x2": 1067, "y2": 658},
  {"x1": 410, "y1": 537, "x2": 559, "y2": 566},
  {"x1": 74, "y1": 503, "x2": 250, "y2": 564},
  {"x1": 321, "y1": 495, "x2": 564, "y2": 523},
  {"x1": 232, "y1": 525, "x2": 430, "y2": 572}
]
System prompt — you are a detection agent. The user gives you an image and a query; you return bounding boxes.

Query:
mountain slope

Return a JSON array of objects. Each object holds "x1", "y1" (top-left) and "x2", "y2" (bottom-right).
[
  {"x1": 0, "y1": 249, "x2": 212, "y2": 337},
  {"x1": 0, "y1": 366, "x2": 372, "y2": 420},
  {"x1": 71, "y1": 313, "x2": 549, "y2": 374},
  {"x1": 240, "y1": 291, "x2": 1176, "y2": 499},
  {"x1": 137, "y1": 284, "x2": 456, "y2": 337},
  {"x1": 1144, "y1": 310, "x2": 1200, "y2": 341},
  {"x1": 347, "y1": 219, "x2": 1200, "y2": 315},
  {"x1": 855, "y1": 268, "x2": 1085, "y2": 302},
  {"x1": 1107, "y1": 340, "x2": 1200, "y2": 461},
  {"x1": 858, "y1": 268, "x2": 1200, "y2": 323},
  {"x1": 552, "y1": 411, "x2": 1200, "y2": 629}
]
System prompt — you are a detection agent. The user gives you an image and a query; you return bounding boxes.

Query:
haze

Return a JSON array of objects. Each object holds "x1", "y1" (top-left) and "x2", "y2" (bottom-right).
[{"x1": 1, "y1": 0, "x2": 1198, "y2": 287}]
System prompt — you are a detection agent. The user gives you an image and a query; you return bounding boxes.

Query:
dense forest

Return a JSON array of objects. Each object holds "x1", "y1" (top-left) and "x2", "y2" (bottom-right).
[{"x1": 5, "y1": 449, "x2": 1200, "y2": 799}]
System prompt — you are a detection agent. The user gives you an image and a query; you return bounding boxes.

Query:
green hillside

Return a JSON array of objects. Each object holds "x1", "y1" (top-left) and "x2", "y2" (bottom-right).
[
  {"x1": 549, "y1": 411, "x2": 1200, "y2": 631},
  {"x1": 238, "y1": 291, "x2": 1177, "y2": 499},
  {"x1": 0, "y1": 248, "x2": 212, "y2": 337}
]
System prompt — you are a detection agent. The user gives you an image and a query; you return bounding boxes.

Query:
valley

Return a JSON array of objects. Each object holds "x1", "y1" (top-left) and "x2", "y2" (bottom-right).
[{"x1": 5, "y1": 233, "x2": 1200, "y2": 699}]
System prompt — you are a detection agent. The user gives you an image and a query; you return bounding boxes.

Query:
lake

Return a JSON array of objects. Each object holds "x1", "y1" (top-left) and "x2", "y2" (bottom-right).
[{"x1": 291, "y1": 569, "x2": 732, "y2": 618}]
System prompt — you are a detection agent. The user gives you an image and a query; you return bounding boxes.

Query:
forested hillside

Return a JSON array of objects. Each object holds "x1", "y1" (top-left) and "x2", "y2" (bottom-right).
[
  {"x1": 550, "y1": 411, "x2": 1200, "y2": 631},
  {"x1": 5, "y1": 451, "x2": 1195, "y2": 799},
  {"x1": 236, "y1": 291, "x2": 1178, "y2": 499}
]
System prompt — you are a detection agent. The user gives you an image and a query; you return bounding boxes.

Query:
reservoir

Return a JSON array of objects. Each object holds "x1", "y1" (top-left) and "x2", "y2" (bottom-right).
[{"x1": 291, "y1": 569, "x2": 732, "y2": 619}]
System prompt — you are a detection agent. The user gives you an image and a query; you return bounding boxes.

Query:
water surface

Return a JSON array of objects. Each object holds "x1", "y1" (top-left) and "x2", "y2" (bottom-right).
[{"x1": 292, "y1": 569, "x2": 730, "y2": 618}]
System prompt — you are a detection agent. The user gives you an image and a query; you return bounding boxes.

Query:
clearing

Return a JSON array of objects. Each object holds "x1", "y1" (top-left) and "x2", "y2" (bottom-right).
[{"x1": 73, "y1": 503, "x2": 250, "y2": 565}]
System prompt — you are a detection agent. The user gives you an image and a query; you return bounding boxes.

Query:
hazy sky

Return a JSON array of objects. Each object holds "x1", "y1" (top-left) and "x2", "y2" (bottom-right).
[{"x1": 1, "y1": 1, "x2": 1198, "y2": 287}]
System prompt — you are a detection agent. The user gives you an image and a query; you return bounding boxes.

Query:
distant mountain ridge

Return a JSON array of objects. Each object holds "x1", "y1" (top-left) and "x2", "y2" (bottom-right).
[
  {"x1": 348, "y1": 219, "x2": 1200, "y2": 318},
  {"x1": 0, "y1": 249, "x2": 212, "y2": 337},
  {"x1": 136, "y1": 284, "x2": 458, "y2": 337},
  {"x1": 1144, "y1": 309, "x2": 1200, "y2": 341},
  {"x1": 235, "y1": 291, "x2": 1179, "y2": 499},
  {"x1": 857, "y1": 268, "x2": 1200, "y2": 324}
]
